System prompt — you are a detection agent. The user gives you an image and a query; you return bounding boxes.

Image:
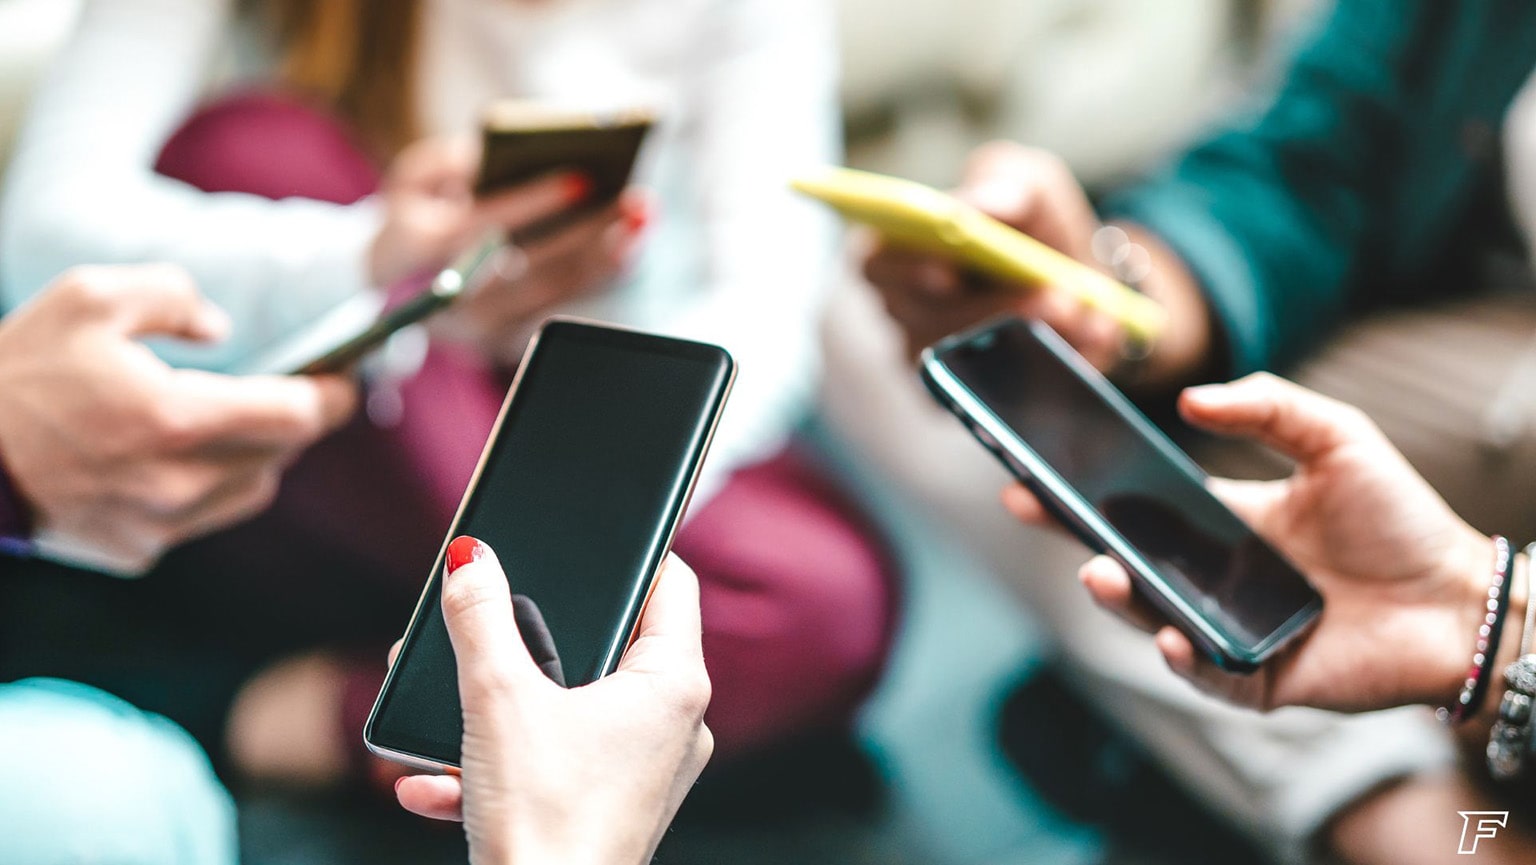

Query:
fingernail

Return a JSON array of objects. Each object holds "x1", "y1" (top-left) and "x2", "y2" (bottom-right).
[
  {"x1": 394, "y1": 777, "x2": 406, "y2": 793},
  {"x1": 563, "y1": 174, "x2": 593, "y2": 203},
  {"x1": 623, "y1": 197, "x2": 651, "y2": 234},
  {"x1": 446, "y1": 536, "x2": 486, "y2": 575}
]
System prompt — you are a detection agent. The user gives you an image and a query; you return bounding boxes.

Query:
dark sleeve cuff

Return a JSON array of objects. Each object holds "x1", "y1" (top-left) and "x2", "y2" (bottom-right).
[
  {"x1": 0, "y1": 450, "x2": 35, "y2": 556},
  {"x1": 1103, "y1": 183, "x2": 1273, "y2": 378}
]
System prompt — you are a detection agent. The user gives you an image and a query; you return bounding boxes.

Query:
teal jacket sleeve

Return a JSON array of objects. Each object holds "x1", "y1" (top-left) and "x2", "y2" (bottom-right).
[{"x1": 1104, "y1": 0, "x2": 1429, "y2": 375}]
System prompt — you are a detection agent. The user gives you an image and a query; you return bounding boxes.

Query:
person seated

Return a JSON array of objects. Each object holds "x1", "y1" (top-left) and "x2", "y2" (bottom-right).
[
  {"x1": 0, "y1": 0, "x2": 898, "y2": 789},
  {"x1": 836, "y1": 0, "x2": 1536, "y2": 861},
  {"x1": 0, "y1": 264, "x2": 355, "y2": 864}
]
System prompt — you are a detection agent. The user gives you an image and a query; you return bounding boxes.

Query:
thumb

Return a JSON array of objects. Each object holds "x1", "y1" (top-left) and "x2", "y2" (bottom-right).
[
  {"x1": 1179, "y1": 373, "x2": 1379, "y2": 465},
  {"x1": 439, "y1": 536, "x2": 542, "y2": 700},
  {"x1": 1205, "y1": 476, "x2": 1288, "y2": 538},
  {"x1": 60, "y1": 264, "x2": 230, "y2": 343},
  {"x1": 617, "y1": 554, "x2": 705, "y2": 676}
]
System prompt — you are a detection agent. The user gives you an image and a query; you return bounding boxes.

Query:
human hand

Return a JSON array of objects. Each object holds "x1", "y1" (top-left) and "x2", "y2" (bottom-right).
[
  {"x1": 432, "y1": 190, "x2": 650, "y2": 365},
  {"x1": 862, "y1": 142, "x2": 1124, "y2": 367},
  {"x1": 0, "y1": 265, "x2": 357, "y2": 574},
  {"x1": 367, "y1": 136, "x2": 601, "y2": 289},
  {"x1": 1002, "y1": 373, "x2": 1498, "y2": 713},
  {"x1": 394, "y1": 538, "x2": 713, "y2": 865}
]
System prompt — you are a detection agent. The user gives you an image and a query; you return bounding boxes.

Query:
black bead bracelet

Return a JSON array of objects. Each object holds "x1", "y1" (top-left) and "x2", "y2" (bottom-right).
[{"x1": 1440, "y1": 535, "x2": 1513, "y2": 725}]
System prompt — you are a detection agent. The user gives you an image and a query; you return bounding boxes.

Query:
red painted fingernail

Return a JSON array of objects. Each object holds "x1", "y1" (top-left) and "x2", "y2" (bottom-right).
[
  {"x1": 446, "y1": 536, "x2": 486, "y2": 575},
  {"x1": 563, "y1": 174, "x2": 592, "y2": 203},
  {"x1": 623, "y1": 197, "x2": 652, "y2": 234}
]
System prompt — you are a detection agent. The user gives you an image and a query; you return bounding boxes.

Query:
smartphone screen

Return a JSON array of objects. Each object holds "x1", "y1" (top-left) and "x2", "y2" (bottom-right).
[
  {"x1": 366, "y1": 320, "x2": 733, "y2": 767},
  {"x1": 926, "y1": 318, "x2": 1319, "y2": 663}
]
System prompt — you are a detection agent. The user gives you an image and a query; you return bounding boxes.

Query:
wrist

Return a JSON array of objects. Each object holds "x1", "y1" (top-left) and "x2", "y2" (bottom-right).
[
  {"x1": 1432, "y1": 532, "x2": 1525, "y2": 715},
  {"x1": 1110, "y1": 223, "x2": 1213, "y2": 391},
  {"x1": 484, "y1": 814, "x2": 656, "y2": 865}
]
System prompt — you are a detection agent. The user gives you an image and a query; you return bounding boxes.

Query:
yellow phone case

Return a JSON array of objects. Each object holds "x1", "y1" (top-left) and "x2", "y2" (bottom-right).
[{"x1": 791, "y1": 166, "x2": 1166, "y2": 344}]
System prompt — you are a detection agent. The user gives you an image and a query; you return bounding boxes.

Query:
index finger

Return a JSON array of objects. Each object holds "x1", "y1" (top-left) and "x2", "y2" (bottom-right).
[
  {"x1": 474, "y1": 171, "x2": 586, "y2": 236},
  {"x1": 1178, "y1": 373, "x2": 1379, "y2": 464},
  {"x1": 163, "y1": 369, "x2": 358, "y2": 451}
]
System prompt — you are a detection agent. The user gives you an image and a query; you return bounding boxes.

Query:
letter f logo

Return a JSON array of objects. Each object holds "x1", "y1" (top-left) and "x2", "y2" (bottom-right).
[{"x1": 1458, "y1": 811, "x2": 1509, "y2": 855}]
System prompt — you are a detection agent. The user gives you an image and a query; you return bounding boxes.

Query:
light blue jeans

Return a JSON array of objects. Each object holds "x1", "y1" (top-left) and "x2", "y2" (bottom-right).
[{"x1": 0, "y1": 678, "x2": 237, "y2": 865}]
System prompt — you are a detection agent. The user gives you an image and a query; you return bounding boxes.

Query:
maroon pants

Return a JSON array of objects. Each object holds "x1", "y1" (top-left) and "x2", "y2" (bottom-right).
[{"x1": 150, "y1": 92, "x2": 900, "y2": 762}]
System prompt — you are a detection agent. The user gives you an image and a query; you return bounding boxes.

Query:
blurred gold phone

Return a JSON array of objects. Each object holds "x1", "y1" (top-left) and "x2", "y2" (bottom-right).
[
  {"x1": 477, "y1": 101, "x2": 653, "y2": 239},
  {"x1": 791, "y1": 166, "x2": 1166, "y2": 344}
]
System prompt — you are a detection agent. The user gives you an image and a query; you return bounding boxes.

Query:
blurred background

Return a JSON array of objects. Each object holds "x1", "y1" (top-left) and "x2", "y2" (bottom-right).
[{"x1": 0, "y1": 1, "x2": 1321, "y2": 863}]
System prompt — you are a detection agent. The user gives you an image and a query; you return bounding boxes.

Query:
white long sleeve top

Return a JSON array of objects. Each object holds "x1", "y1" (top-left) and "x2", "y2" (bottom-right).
[{"x1": 0, "y1": 0, "x2": 841, "y2": 484}]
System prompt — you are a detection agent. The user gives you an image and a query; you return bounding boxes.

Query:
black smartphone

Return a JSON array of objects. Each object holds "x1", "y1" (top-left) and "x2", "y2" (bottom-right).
[
  {"x1": 239, "y1": 233, "x2": 506, "y2": 377},
  {"x1": 920, "y1": 317, "x2": 1321, "y2": 672},
  {"x1": 475, "y1": 101, "x2": 653, "y2": 240},
  {"x1": 365, "y1": 319, "x2": 734, "y2": 770}
]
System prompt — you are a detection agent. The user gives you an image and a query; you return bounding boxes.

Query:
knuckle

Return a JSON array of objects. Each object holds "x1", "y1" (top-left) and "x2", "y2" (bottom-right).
[
  {"x1": 146, "y1": 402, "x2": 203, "y2": 451},
  {"x1": 668, "y1": 668, "x2": 713, "y2": 722},
  {"x1": 1332, "y1": 402, "x2": 1380, "y2": 438},
  {"x1": 695, "y1": 723, "x2": 716, "y2": 764},
  {"x1": 52, "y1": 266, "x2": 117, "y2": 312},
  {"x1": 440, "y1": 576, "x2": 502, "y2": 624},
  {"x1": 142, "y1": 470, "x2": 208, "y2": 516}
]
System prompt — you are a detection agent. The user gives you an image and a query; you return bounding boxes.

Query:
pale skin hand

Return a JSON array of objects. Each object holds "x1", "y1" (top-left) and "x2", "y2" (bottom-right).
[
  {"x1": 860, "y1": 140, "x2": 1213, "y2": 388},
  {"x1": 1002, "y1": 372, "x2": 1497, "y2": 714},
  {"x1": 0, "y1": 265, "x2": 357, "y2": 575},
  {"x1": 369, "y1": 136, "x2": 649, "y2": 365},
  {"x1": 393, "y1": 542, "x2": 713, "y2": 865}
]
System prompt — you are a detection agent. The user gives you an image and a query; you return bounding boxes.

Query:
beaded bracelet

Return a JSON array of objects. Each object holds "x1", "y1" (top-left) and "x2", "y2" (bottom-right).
[
  {"x1": 1439, "y1": 535, "x2": 1513, "y2": 725},
  {"x1": 1487, "y1": 543, "x2": 1536, "y2": 780}
]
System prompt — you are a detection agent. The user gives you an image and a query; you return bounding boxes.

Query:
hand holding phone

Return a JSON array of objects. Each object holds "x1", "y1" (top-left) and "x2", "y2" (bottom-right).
[
  {"x1": 922, "y1": 317, "x2": 1321, "y2": 672},
  {"x1": 794, "y1": 166, "x2": 1166, "y2": 345},
  {"x1": 367, "y1": 319, "x2": 733, "y2": 770},
  {"x1": 393, "y1": 541, "x2": 713, "y2": 864},
  {"x1": 476, "y1": 101, "x2": 653, "y2": 240},
  {"x1": 1010, "y1": 372, "x2": 1499, "y2": 715},
  {"x1": 239, "y1": 233, "x2": 509, "y2": 377}
]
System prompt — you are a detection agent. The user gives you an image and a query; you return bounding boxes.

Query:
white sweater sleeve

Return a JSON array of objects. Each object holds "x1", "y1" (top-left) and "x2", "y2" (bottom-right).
[
  {"x1": 0, "y1": 0, "x2": 383, "y2": 372},
  {"x1": 656, "y1": 0, "x2": 842, "y2": 483}
]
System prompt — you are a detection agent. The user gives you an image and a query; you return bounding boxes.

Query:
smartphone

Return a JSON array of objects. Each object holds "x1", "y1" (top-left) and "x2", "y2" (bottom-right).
[
  {"x1": 791, "y1": 166, "x2": 1166, "y2": 345},
  {"x1": 239, "y1": 233, "x2": 506, "y2": 377},
  {"x1": 475, "y1": 101, "x2": 653, "y2": 239},
  {"x1": 920, "y1": 317, "x2": 1321, "y2": 672},
  {"x1": 365, "y1": 319, "x2": 735, "y2": 770}
]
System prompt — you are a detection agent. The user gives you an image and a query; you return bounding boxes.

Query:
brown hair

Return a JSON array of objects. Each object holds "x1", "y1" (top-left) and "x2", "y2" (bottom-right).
[{"x1": 260, "y1": 0, "x2": 423, "y2": 159}]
